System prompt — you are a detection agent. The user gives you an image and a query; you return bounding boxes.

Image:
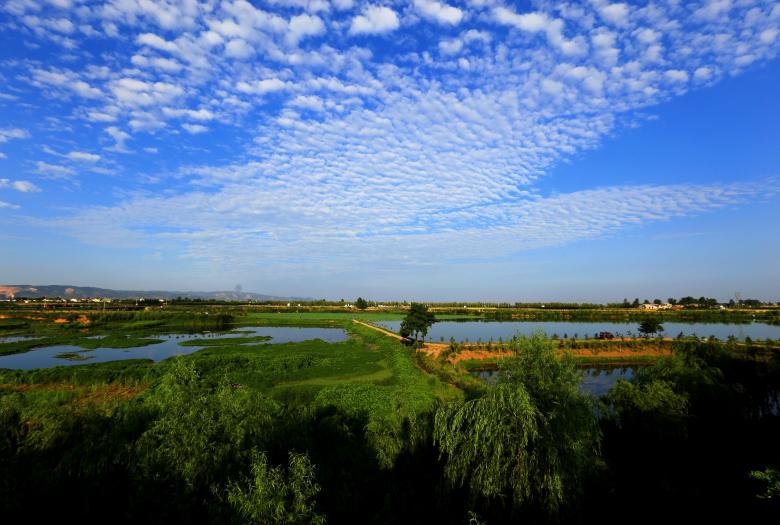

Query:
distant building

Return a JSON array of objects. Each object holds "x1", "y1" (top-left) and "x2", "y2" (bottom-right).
[{"x1": 639, "y1": 303, "x2": 682, "y2": 310}]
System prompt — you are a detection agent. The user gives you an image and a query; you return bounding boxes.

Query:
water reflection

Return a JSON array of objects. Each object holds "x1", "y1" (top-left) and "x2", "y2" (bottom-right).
[
  {"x1": 0, "y1": 326, "x2": 348, "y2": 370},
  {"x1": 377, "y1": 320, "x2": 780, "y2": 342},
  {"x1": 471, "y1": 366, "x2": 635, "y2": 396}
]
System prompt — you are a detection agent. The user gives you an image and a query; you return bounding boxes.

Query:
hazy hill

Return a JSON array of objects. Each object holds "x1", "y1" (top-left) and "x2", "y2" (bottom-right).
[{"x1": 0, "y1": 284, "x2": 309, "y2": 302}]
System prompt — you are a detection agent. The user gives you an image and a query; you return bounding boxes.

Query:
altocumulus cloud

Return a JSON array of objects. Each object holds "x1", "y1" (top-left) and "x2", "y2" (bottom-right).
[{"x1": 1, "y1": 0, "x2": 779, "y2": 274}]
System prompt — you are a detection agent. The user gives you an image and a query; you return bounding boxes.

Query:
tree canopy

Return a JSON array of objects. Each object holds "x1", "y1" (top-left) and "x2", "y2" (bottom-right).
[
  {"x1": 434, "y1": 334, "x2": 600, "y2": 515},
  {"x1": 399, "y1": 303, "x2": 436, "y2": 345},
  {"x1": 638, "y1": 318, "x2": 664, "y2": 337}
]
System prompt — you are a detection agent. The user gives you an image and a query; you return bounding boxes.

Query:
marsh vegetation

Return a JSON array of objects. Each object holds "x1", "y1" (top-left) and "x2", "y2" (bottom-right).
[{"x1": 1, "y1": 307, "x2": 779, "y2": 523}]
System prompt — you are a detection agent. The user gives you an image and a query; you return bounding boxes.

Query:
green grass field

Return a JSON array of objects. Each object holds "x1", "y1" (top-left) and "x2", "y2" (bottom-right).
[{"x1": 0, "y1": 312, "x2": 461, "y2": 468}]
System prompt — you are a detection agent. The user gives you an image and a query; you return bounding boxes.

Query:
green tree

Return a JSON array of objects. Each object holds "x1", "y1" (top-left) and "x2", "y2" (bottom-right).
[
  {"x1": 638, "y1": 318, "x2": 664, "y2": 338},
  {"x1": 605, "y1": 379, "x2": 688, "y2": 433},
  {"x1": 399, "y1": 303, "x2": 435, "y2": 346},
  {"x1": 750, "y1": 467, "x2": 780, "y2": 500},
  {"x1": 434, "y1": 334, "x2": 600, "y2": 514},
  {"x1": 135, "y1": 359, "x2": 278, "y2": 492},
  {"x1": 227, "y1": 451, "x2": 325, "y2": 524},
  {"x1": 355, "y1": 297, "x2": 368, "y2": 310}
]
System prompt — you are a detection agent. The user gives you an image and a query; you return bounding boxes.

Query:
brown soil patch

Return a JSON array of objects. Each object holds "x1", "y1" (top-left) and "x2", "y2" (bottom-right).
[
  {"x1": 1, "y1": 382, "x2": 147, "y2": 408},
  {"x1": 352, "y1": 318, "x2": 672, "y2": 365},
  {"x1": 568, "y1": 347, "x2": 671, "y2": 359},
  {"x1": 445, "y1": 346, "x2": 671, "y2": 364},
  {"x1": 419, "y1": 343, "x2": 450, "y2": 359},
  {"x1": 449, "y1": 349, "x2": 512, "y2": 364},
  {"x1": 51, "y1": 316, "x2": 90, "y2": 324},
  {"x1": 0, "y1": 314, "x2": 48, "y2": 321},
  {"x1": 72, "y1": 383, "x2": 144, "y2": 407}
]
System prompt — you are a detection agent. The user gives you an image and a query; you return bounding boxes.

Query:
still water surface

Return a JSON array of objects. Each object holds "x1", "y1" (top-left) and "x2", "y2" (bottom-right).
[
  {"x1": 0, "y1": 326, "x2": 347, "y2": 370},
  {"x1": 377, "y1": 320, "x2": 780, "y2": 342},
  {"x1": 472, "y1": 367, "x2": 635, "y2": 397}
]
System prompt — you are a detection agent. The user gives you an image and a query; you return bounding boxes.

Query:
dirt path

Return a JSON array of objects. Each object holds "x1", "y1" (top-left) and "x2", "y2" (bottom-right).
[
  {"x1": 352, "y1": 319, "x2": 404, "y2": 340},
  {"x1": 352, "y1": 319, "x2": 450, "y2": 357},
  {"x1": 352, "y1": 320, "x2": 673, "y2": 364}
]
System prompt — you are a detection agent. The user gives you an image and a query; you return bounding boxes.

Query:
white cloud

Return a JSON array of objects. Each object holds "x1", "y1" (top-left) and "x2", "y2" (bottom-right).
[
  {"x1": 0, "y1": 200, "x2": 20, "y2": 210},
  {"x1": 541, "y1": 78, "x2": 565, "y2": 95},
  {"x1": 332, "y1": 0, "x2": 354, "y2": 9},
  {"x1": 131, "y1": 54, "x2": 184, "y2": 73},
  {"x1": 289, "y1": 95, "x2": 325, "y2": 111},
  {"x1": 493, "y1": 8, "x2": 548, "y2": 32},
  {"x1": 598, "y1": 3, "x2": 630, "y2": 27},
  {"x1": 287, "y1": 14, "x2": 325, "y2": 46},
  {"x1": 693, "y1": 66, "x2": 713, "y2": 81},
  {"x1": 35, "y1": 161, "x2": 76, "y2": 178},
  {"x1": 236, "y1": 78, "x2": 288, "y2": 95},
  {"x1": 100, "y1": 0, "x2": 202, "y2": 31},
  {"x1": 87, "y1": 111, "x2": 118, "y2": 123},
  {"x1": 492, "y1": 7, "x2": 584, "y2": 56},
  {"x1": 30, "y1": 68, "x2": 103, "y2": 98},
  {"x1": 349, "y1": 5, "x2": 400, "y2": 35},
  {"x1": 224, "y1": 39, "x2": 255, "y2": 59},
  {"x1": 665, "y1": 69, "x2": 689, "y2": 83},
  {"x1": 414, "y1": 0, "x2": 464, "y2": 26},
  {"x1": 439, "y1": 38, "x2": 463, "y2": 55},
  {"x1": 109, "y1": 78, "x2": 184, "y2": 108},
  {"x1": 162, "y1": 108, "x2": 216, "y2": 121},
  {"x1": 67, "y1": 151, "x2": 101, "y2": 162},
  {"x1": 0, "y1": 179, "x2": 41, "y2": 192},
  {"x1": 136, "y1": 33, "x2": 179, "y2": 54},
  {"x1": 694, "y1": 0, "x2": 732, "y2": 21},
  {"x1": 4, "y1": 0, "x2": 780, "y2": 277},
  {"x1": 760, "y1": 28, "x2": 778, "y2": 44},
  {"x1": 0, "y1": 128, "x2": 30, "y2": 143},
  {"x1": 182, "y1": 123, "x2": 208, "y2": 134},
  {"x1": 106, "y1": 126, "x2": 131, "y2": 152},
  {"x1": 47, "y1": 0, "x2": 73, "y2": 8}
]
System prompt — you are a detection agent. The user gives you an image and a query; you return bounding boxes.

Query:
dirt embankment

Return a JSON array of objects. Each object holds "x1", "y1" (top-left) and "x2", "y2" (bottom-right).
[
  {"x1": 445, "y1": 346, "x2": 672, "y2": 364},
  {"x1": 352, "y1": 319, "x2": 404, "y2": 340},
  {"x1": 353, "y1": 319, "x2": 673, "y2": 364},
  {"x1": 1, "y1": 314, "x2": 91, "y2": 324}
]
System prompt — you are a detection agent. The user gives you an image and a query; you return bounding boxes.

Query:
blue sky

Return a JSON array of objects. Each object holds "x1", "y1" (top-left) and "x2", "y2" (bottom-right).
[{"x1": 0, "y1": 0, "x2": 779, "y2": 302}]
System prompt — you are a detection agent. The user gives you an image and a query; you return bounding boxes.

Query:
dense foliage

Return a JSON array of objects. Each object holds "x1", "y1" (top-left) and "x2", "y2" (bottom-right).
[
  {"x1": 399, "y1": 303, "x2": 436, "y2": 345},
  {"x1": 435, "y1": 334, "x2": 600, "y2": 519},
  {"x1": 1, "y1": 312, "x2": 779, "y2": 523}
]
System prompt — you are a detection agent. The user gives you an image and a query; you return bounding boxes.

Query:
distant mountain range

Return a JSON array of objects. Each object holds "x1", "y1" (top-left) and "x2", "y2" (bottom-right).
[{"x1": 0, "y1": 285, "x2": 310, "y2": 302}]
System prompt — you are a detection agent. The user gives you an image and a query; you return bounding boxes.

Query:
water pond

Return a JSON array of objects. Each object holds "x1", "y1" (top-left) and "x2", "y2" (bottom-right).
[
  {"x1": 472, "y1": 366, "x2": 635, "y2": 397},
  {"x1": 376, "y1": 320, "x2": 780, "y2": 342},
  {"x1": 0, "y1": 326, "x2": 348, "y2": 370}
]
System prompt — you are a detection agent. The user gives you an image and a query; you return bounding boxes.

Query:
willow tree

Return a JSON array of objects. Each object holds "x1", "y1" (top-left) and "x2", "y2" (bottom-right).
[{"x1": 434, "y1": 333, "x2": 600, "y2": 514}]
